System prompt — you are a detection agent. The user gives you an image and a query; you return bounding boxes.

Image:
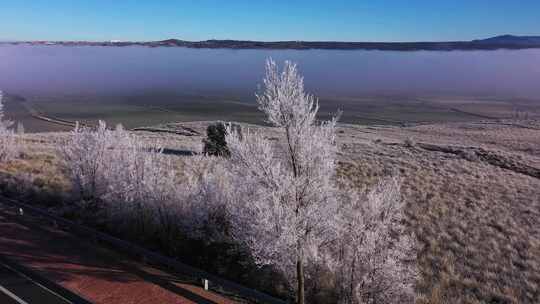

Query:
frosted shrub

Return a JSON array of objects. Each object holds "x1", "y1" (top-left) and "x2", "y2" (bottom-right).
[
  {"x1": 103, "y1": 125, "x2": 179, "y2": 234},
  {"x1": 0, "y1": 124, "x2": 17, "y2": 163},
  {"x1": 60, "y1": 122, "x2": 176, "y2": 212},
  {"x1": 179, "y1": 155, "x2": 233, "y2": 240},
  {"x1": 330, "y1": 177, "x2": 416, "y2": 304},
  {"x1": 60, "y1": 120, "x2": 230, "y2": 241},
  {"x1": 0, "y1": 91, "x2": 19, "y2": 163},
  {"x1": 59, "y1": 121, "x2": 115, "y2": 201},
  {"x1": 104, "y1": 125, "x2": 173, "y2": 204}
]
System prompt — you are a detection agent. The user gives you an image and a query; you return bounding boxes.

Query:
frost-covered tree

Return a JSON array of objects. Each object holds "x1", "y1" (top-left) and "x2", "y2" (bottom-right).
[
  {"x1": 0, "y1": 91, "x2": 18, "y2": 162},
  {"x1": 223, "y1": 60, "x2": 416, "y2": 304},
  {"x1": 203, "y1": 122, "x2": 229, "y2": 156},
  {"x1": 203, "y1": 122, "x2": 243, "y2": 157},
  {"x1": 330, "y1": 177, "x2": 416, "y2": 304},
  {"x1": 225, "y1": 59, "x2": 341, "y2": 304}
]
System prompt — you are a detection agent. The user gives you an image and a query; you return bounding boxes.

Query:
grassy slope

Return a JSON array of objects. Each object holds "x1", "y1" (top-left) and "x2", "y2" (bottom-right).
[
  {"x1": 1, "y1": 120, "x2": 539, "y2": 303},
  {"x1": 335, "y1": 121, "x2": 540, "y2": 303}
]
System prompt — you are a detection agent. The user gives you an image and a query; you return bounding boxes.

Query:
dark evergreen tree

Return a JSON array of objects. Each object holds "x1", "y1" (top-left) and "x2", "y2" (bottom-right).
[{"x1": 203, "y1": 122, "x2": 240, "y2": 156}]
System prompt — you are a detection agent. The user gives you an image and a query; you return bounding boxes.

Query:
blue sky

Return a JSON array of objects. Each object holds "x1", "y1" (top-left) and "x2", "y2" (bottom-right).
[{"x1": 1, "y1": 0, "x2": 539, "y2": 42}]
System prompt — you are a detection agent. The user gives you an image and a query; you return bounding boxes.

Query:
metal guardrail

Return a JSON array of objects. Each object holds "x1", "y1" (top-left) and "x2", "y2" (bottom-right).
[{"x1": 0, "y1": 197, "x2": 287, "y2": 304}]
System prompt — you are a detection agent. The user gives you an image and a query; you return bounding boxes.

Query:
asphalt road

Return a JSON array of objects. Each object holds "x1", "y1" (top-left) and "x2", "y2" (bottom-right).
[{"x1": 0, "y1": 261, "x2": 72, "y2": 304}]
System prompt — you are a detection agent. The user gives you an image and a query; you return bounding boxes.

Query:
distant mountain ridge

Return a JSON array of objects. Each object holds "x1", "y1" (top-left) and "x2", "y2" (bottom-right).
[
  {"x1": 4, "y1": 35, "x2": 540, "y2": 51},
  {"x1": 474, "y1": 35, "x2": 540, "y2": 45}
]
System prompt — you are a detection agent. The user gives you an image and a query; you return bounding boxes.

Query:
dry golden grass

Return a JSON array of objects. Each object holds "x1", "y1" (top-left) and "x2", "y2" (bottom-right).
[
  {"x1": 336, "y1": 120, "x2": 540, "y2": 304},
  {"x1": 1, "y1": 119, "x2": 539, "y2": 303}
]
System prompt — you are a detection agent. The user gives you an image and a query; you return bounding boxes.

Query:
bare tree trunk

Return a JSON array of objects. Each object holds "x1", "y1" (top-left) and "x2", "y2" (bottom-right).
[{"x1": 296, "y1": 254, "x2": 305, "y2": 304}]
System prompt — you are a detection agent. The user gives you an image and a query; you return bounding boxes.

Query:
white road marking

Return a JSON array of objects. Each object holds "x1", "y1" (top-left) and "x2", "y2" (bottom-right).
[{"x1": 0, "y1": 283, "x2": 29, "y2": 304}]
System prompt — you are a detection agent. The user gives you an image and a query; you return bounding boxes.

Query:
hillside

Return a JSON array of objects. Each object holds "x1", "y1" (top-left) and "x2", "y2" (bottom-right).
[
  {"x1": 474, "y1": 35, "x2": 540, "y2": 45},
  {"x1": 1, "y1": 119, "x2": 539, "y2": 303}
]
